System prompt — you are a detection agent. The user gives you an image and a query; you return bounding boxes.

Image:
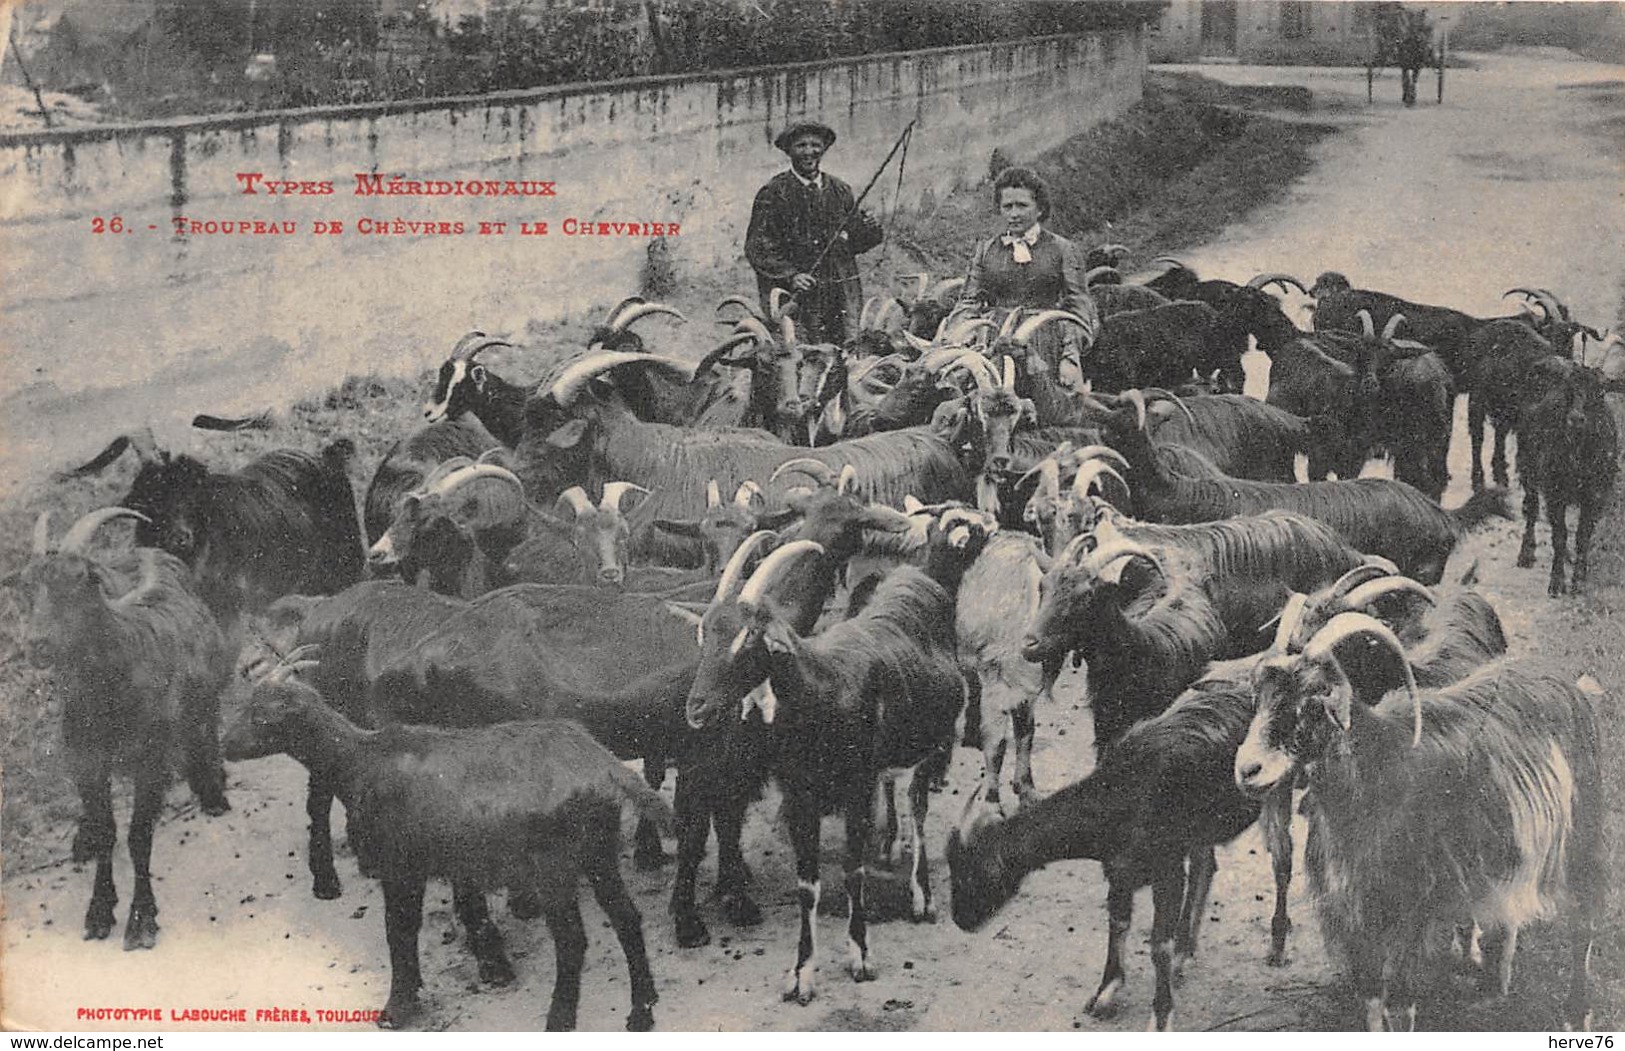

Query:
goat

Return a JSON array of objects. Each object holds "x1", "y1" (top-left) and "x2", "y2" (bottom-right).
[
  {"x1": 686, "y1": 543, "x2": 963, "y2": 1002},
  {"x1": 1515, "y1": 358, "x2": 1619, "y2": 596},
  {"x1": 1234, "y1": 613, "x2": 1604, "y2": 1030},
  {"x1": 1143, "y1": 261, "x2": 1310, "y2": 391},
  {"x1": 516, "y1": 351, "x2": 972, "y2": 566},
  {"x1": 948, "y1": 665, "x2": 1296, "y2": 1031},
  {"x1": 223, "y1": 671, "x2": 670, "y2": 1031},
  {"x1": 1146, "y1": 394, "x2": 1315, "y2": 483},
  {"x1": 362, "y1": 416, "x2": 501, "y2": 544},
  {"x1": 1088, "y1": 300, "x2": 1222, "y2": 393},
  {"x1": 17, "y1": 508, "x2": 234, "y2": 949},
  {"x1": 651, "y1": 479, "x2": 773, "y2": 572},
  {"x1": 671, "y1": 476, "x2": 918, "y2": 947},
  {"x1": 1023, "y1": 537, "x2": 1227, "y2": 751},
  {"x1": 367, "y1": 461, "x2": 530, "y2": 597},
  {"x1": 1100, "y1": 391, "x2": 1511, "y2": 585},
  {"x1": 63, "y1": 430, "x2": 364, "y2": 621}
]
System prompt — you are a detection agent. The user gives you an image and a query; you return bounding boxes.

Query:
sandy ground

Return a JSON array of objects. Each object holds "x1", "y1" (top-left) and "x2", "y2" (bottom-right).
[{"x1": 5, "y1": 50, "x2": 1625, "y2": 1034}]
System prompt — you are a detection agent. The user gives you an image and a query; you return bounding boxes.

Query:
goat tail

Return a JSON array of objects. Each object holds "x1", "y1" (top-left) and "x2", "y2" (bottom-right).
[
  {"x1": 607, "y1": 762, "x2": 677, "y2": 835},
  {"x1": 1449, "y1": 486, "x2": 1513, "y2": 534}
]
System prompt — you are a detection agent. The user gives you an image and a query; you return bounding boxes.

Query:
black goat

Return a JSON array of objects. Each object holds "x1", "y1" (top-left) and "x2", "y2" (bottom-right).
[
  {"x1": 1100, "y1": 392, "x2": 1510, "y2": 585},
  {"x1": 223, "y1": 674, "x2": 669, "y2": 1031},
  {"x1": 1235, "y1": 614, "x2": 1604, "y2": 1030},
  {"x1": 65, "y1": 430, "x2": 364, "y2": 620},
  {"x1": 362, "y1": 416, "x2": 501, "y2": 544},
  {"x1": 1147, "y1": 394, "x2": 1315, "y2": 483},
  {"x1": 686, "y1": 544, "x2": 963, "y2": 1002},
  {"x1": 948, "y1": 666, "x2": 1295, "y2": 1031},
  {"x1": 1088, "y1": 300, "x2": 1222, "y2": 393},
  {"x1": 18, "y1": 508, "x2": 234, "y2": 950},
  {"x1": 1516, "y1": 358, "x2": 1619, "y2": 595},
  {"x1": 1143, "y1": 262, "x2": 1309, "y2": 391}
]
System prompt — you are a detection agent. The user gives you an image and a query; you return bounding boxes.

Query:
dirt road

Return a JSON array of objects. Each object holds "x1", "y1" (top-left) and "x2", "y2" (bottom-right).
[{"x1": 5, "y1": 50, "x2": 1623, "y2": 1033}]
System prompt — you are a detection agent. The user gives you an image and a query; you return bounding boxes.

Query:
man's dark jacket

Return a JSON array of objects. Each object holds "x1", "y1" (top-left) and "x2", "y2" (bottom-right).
[{"x1": 745, "y1": 170, "x2": 882, "y2": 344}]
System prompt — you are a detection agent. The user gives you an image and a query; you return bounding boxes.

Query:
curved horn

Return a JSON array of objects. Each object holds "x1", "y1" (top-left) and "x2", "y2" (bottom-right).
[
  {"x1": 1381, "y1": 313, "x2": 1406, "y2": 341},
  {"x1": 997, "y1": 310, "x2": 1022, "y2": 342},
  {"x1": 941, "y1": 317, "x2": 998, "y2": 346},
  {"x1": 927, "y1": 277, "x2": 966, "y2": 303},
  {"x1": 1536, "y1": 288, "x2": 1571, "y2": 321},
  {"x1": 609, "y1": 300, "x2": 685, "y2": 332},
  {"x1": 1323, "y1": 562, "x2": 1395, "y2": 600},
  {"x1": 1123, "y1": 389, "x2": 1148, "y2": 432},
  {"x1": 693, "y1": 331, "x2": 759, "y2": 375},
  {"x1": 909, "y1": 273, "x2": 931, "y2": 305},
  {"x1": 779, "y1": 313, "x2": 797, "y2": 347},
  {"x1": 858, "y1": 296, "x2": 881, "y2": 332},
  {"x1": 734, "y1": 480, "x2": 765, "y2": 509},
  {"x1": 1012, "y1": 310, "x2": 1091, "y2": 347},
  {"x1": 770, "y1": 457, "x2": 838, "y2": 487},
  {"x1": 32, "y1": 511, "x2": 52, "y2": 555},
  {"x1": 1302, "y1": 611, "x2": 1422, "y2": 746},
  {"x1": 738, "y1": 539, "x2": 825, "y2": 608},
  {"x1": 1067, "y1": 445, "x2": 1132, "y2": 472},
  {"x1": 712, "y1": 529, "x2": 778, "y2": 605},
  {"x1": 548, "y1": 352, "x2": 697, "y2": 407},
  {"x1": 1270, "y1": 592, "x2": 1308, "y2": 653},
  {"x1": 1071, "y1": 460, "x2": 1127, "y2": 502},
  {"x1": 1342, "y1": 576, "x2": 1438, "y2": 611},
  {"x1": 59, "y1": 507, "x2": 151, "y2": 556},
  {"x1": 705, "y1": 479, "x2": 723, "y2": 509},
  {"x1": 1148, "y1": 256, "x2": 1189, "y2": 271},
  {"x1": 944, "y1": 353, "x2": 998, "y2": 393},
  {"x1": 1246, "y1": 272, "x2": 1307, "y2": 293},
  {"x1": 604, "y1": 295, "x2": 647, "y2": 330},
  {"x1": 836, "y1": 464, "x2": 858, "y2": 495},
  {"x1": 1356, "y1": 309, "x2": 1376, "y2": 338},
  {"x1": 901, "y1": 330, "x2": 935, "y2": 354},
  {"x1": 715, "y1": 294, "x2": 762, "y2": 319},
  {"x1": 769, "y1": 287, "x2": 793, "y2": 320},
  {"x1": 554, "y1": 486, "x2": 595, "y2": 519},
  {"x1": 875, "y1": 298, "x2": 908, "y2": 332},
  {"x1": 1083, "y1": 265, "x2": 1121, "y2": 288},
  {"x1": 600, "y1": 481, "x2": 651, "y2": 513},
  {"x1": 1083, "y1": 537, "x2": 1165, "y2": 583},
  {"x1": 449, "y1": 331, "x2": 512, "y2": 362},
  {"x1": 1001, "y1": 356, "x2": 1017, "y2": 391},
  {"x1": 427, "y1": 463, "x2": 523, "y2": 500},
  {"x1": 733, "y1": 316, "x2": 776, "y2": 344}
]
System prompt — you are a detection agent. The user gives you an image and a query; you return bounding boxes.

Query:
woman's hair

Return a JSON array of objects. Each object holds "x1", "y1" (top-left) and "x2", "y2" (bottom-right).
[{"x1": 992, "y1": 166, "x2": 1051, "y2": 221}]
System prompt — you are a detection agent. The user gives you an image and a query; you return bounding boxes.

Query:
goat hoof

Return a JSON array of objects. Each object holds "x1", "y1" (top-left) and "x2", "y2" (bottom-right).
[
  {"x1": 123, "y1": 911, "x2": 159, "y2": 951},
  {"x1": 1516, "y1": 549, "x2": 1536, "y2": 568},
  {"x1": 83, "y1": 905, "x2": 116, "y2": 942},
  {"x1": 312, "y1": 873, "x2": 343, "y2": 900},
  {"x1": 508, "y1": 888, "x2": 544, "y2": 920},
  {"x1": 673, "y1": 912, "x2": 711, "y2": 949},
  {"x1": 477, "y1": 954, "x2": 516, "y2": 987},
  {"x1": 545, "y1": 1010, "x2": 577, "y2": 1032},
  {"x1": 721, "y1": 893, "x2": 762, "y2": 928},
  {"x1": 911, "y1": 903, "x2": 937, "y2": 924},
  {"x1": 1085, "y1": 982, "x2": 1122, "y2": 1019},
  {"x1": 200, "y1": 795, "x2": 231, "y2": 817},
  {"x1": 1549, "y1": 578, "x2": 1566, "y2": 597},
  {"x1": 626, "y1": 1005, "x2": 656, "y2": 1032},
  {"x1": 1265, "y1": 949, "x2": 1290, "y2": 968},
  {"x1": 378, "y1": 995, "x2": 423, "y2": 1030},
  {"x1": 783, "y1": 964, "x2": 817, "y2": 1004}
]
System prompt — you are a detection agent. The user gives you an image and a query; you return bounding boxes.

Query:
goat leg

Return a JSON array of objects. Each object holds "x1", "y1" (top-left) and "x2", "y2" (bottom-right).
[
  {"x1": 1174, "y1": 847, "x2": 1218, "y2": 972},
  {"x1": 844, "y1": 793, "x2": 876, "y2": 982},
  {"x1": 122, "y1": 773, "x2": 165, "y2": 951},
  {"x1": 1477, "y1": 926, "x2": 1517, "y2": 998},
  {"x1": 668, "y1": 762, "x2": 714, "y2": 948},
  {"x1": 1010, "y1": 698, "x2": 1039, "y2": 807},
  {"x1": 715, "y1": 781, "x2": 762, "y2": 929},
  {"x1": 1085, "y1": 877, "x2": 1134, "y2": 1019},
  {"x1": 453, "y1": 884, "x2": 514, "y2": 986},
  {"x1": 632, "y1": 758, "x2": 671, "y2": 871},
  {"x1": 378, "y1": 878, "x2": 427, "y2": 1029},
  {"x1": 1572, "y1": 499, "x2": 1600, "y2": 593},
  {"x1": 783, "y1": 794, "x2": 822, "y2": 1004},
  {"x1": 541, "y1": 891, "x2": 588, "y2": 1032},
  {"x1": 1548, "y1": 496, "x2": 1570, "y2": 597},
  {"x1": 906, "y1": 759, "x2": 939, "y2": 921},
  {"x1": 305, "y1": 773, "x2": 342, "y2": 900},
  {"x1": 1517, "y1": 477, "x2": 1541, "y2": 568},
  {"x1": 71, "y1": 762, "x2": 118, "y2": 940},
  {"x1": 181, "y1": 703, "x2": 230, "y2": 816},
  {"x1": 1262, "y1": 786, "x2": 1294, "y2": 966},
  {"x1": 1147, "y1": 864, "x2": 1184, "y2": 1031},
  {"x1": 1468, "y1": 399, "x2": 1489, "y2": 492},
  {"x1": 585, "y1": 842, "x2": 658, "y2": 1032}
]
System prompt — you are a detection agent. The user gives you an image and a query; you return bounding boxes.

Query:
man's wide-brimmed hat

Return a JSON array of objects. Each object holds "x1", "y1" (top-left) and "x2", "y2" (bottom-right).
[{"x1": 774, "y1": 121, "x2": 837, "y2": 153}]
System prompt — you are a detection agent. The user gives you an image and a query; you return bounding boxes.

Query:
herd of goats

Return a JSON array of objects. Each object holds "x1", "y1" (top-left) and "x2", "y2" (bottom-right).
[{"x1": 9, "y1": 250, "x2": 1625, "y2": 1032}]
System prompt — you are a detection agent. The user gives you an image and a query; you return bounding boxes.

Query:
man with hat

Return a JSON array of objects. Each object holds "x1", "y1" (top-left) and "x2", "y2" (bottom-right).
[{"x1": 744, "y1": 120, "x2": 883, "y2": 345}]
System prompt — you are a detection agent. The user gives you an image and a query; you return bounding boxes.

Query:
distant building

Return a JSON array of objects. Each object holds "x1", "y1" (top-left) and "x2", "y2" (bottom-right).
[{"x1": 1150, "y1": 0, "x2": 1390, "y2": 64}]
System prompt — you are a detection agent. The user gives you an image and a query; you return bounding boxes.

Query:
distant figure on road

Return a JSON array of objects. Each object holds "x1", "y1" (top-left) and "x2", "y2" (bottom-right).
[
  {"x1": 954, "y1": 166, "x2": 1099, "y2": 390},
  {"x1": 744, "y1": 120, "x2": 883, "y2": 345},
  {"x1": 1398, "y1": 12, "x2": 1432, "y2": 106}
]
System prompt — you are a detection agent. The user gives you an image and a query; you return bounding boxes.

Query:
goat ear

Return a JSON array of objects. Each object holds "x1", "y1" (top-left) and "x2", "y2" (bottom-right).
[
  {"x1": 469, "y1": 363, "x2": 488, "y2": 388},
  {"x1": 545, "y1": 418, "x2": 589, "y2": 449}
]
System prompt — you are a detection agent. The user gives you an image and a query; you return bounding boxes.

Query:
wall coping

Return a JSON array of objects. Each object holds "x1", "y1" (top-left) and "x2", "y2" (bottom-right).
[{"x1": 0, "y1": 28, "x2": 1136, "y2": 150}]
